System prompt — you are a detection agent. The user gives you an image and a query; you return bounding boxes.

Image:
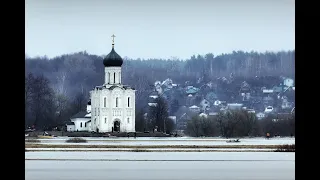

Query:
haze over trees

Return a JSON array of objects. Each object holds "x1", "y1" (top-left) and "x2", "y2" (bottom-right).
[
  {"x1": 25, "y1": 50, "x2": 295, "y2": 134},
  {"x1": 26, "y1": 50, "x2": 294, "y2": 108}
]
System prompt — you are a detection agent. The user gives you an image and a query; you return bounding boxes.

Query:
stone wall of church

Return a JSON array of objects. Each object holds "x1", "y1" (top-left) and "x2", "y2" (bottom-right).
[{"x1": 90, "y1": 87, "x2": 136, "y2": 132}]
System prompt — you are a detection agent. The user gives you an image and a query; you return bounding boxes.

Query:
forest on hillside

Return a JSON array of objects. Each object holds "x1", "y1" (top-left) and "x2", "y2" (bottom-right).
[
  {"x1": 25, "y1": 50, "x2": 295, "y2": 128},
  {"x1": 26, "y1": 50, "x2": 294, "y2": 103}
]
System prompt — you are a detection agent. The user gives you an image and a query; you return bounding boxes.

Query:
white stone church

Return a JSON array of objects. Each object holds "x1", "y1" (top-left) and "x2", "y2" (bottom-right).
[{"x1": 67, "y1": 36, "x2": 136, "y2": 133}]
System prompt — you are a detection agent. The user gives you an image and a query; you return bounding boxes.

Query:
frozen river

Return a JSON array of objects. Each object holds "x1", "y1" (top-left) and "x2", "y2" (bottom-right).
[{"x1": 25, "y1": 152, "x2": 295, "y2": 180}]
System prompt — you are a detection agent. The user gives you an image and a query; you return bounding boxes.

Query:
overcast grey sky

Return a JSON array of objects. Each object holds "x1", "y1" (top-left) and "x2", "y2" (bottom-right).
[{"x1": 25, "y1": 0, "x2": 295, "y2": 60}]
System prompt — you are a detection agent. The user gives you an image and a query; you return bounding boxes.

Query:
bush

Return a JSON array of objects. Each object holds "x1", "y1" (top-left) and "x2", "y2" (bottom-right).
[
  {"x1": 25, "y1": 139, "x2": 40, "y2": 143},
  {"x1": 275, "y1": 144, "x2": 295, "y2": 152},
  {"x1": 66, "y1": 137, "x2": 87, "y2": 143},
  {"x1": 131, "y1": 149, "x2": 150, "y2": 152}
]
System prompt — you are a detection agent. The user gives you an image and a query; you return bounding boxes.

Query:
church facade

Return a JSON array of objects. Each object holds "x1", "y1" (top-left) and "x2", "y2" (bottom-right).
[{"x1": 89, "y1": 36, "x2": 136, "y2": 133}]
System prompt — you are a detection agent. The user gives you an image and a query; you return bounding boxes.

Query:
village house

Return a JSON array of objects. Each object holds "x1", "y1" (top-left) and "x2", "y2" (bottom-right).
[{"x1": 67, "y1": 101, "x2": 92, "y2": 132}]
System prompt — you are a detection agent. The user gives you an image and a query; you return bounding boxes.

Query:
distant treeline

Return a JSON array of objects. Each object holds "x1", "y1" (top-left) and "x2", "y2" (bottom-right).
[{"x1": 25, "y1": 50, "x2": 295, "y2": 111}]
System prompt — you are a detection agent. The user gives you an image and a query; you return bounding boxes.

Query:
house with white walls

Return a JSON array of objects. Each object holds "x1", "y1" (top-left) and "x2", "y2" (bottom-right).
[
  {"x1": 68, "y1": 111, "x2": 91, "y2": 132},
  {"x1": 67, "y1": 101, "x2": 92, "y2": 132}
]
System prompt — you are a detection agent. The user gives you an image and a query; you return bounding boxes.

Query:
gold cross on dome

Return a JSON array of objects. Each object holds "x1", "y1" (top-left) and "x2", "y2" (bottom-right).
[{"x1": 111, "y1": 34, "x2": 116, "y2": 44}]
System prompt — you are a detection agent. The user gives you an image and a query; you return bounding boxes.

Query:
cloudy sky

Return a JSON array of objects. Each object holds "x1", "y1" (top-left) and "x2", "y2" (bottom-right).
[{"x1": 25, "y1": 0, "x2": 295, "y2": 60}]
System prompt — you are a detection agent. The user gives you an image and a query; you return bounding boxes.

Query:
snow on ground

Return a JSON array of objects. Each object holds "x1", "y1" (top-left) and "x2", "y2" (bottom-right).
[
  {"x1": 34, "y1": 137, "x2": 295, "y2": 146},
  {"x1": 26, "y1": 152, "x2": 295, "y2": 180},
  {"x1": 25, "y1": 151, "x2": 295, "y2": 161},
  {"x1": 25, "y1": 148, "x2": 274, "y2": 151}
]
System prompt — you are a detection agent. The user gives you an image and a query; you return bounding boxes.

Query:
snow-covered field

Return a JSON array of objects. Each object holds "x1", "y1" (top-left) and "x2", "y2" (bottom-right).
[
  {"x1": 25, "y1": 151, "x2": 295, "y2": 161},
  {"x1": 25, "y1": 152, "x2": 295, "y2": 180},
  {"x1": 34, "y1": 137, "x2": 295, "y2": 146},
  {"x1": 25, "y1": 148, "x2": 274, "y2": 151}
]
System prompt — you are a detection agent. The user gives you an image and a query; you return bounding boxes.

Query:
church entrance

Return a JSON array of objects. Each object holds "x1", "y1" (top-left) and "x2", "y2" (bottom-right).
[{"x1": 114, "y1": 120, "x2": 120, "y2": 132}]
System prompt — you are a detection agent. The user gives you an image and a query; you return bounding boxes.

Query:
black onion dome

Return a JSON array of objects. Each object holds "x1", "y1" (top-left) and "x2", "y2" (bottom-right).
[
  {"x1": 87, "y1": 100, "x2": 91, "y2": 105},
  {"x1": 103, "y1": 47, "x2": 123, "y2": 67}
]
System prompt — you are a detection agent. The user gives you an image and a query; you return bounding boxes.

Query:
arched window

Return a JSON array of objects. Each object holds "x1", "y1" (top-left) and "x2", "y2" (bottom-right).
[
  {"x1": 104, "y1": 97, "x2": 106, "y2": 107},
  {"x1": 127, "y1": 118, "x2": 130, "y2": 123},
  {"x1": 80, "y1": 122, "x2": 82, "y2": 128},
  {"x1": 119, "y1": 72, "x2": 121, "y2": 84},
  {"x1": 116, "y1": 97, "x2": 118, "y2": 107},
  {"x1": 105, "y1": 118, "x2": 107, "y2": 124},
  {"x1": 85, "y1": 123, "x2": 87, "y2": 127},
  {"x1": 128, "y1": 97, "x2": 130, "y2": 107},
  {"x1": 114, "y1": 72, "x2": 116, "y2": 83},
  {"x1": 108, "y1": 72, "x2": 110, "y2": 84}
]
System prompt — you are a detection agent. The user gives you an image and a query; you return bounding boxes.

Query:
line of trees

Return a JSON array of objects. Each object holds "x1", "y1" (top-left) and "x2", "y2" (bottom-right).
[
  {"x1": 26, "y1": 50, "x2": 295, "y2": 111},
  {"x1": 135, "y1": 96, "x2": 175, "y2": 134},
  {"x1": 25, "y1": 71, "x2": 295, "y2": 136},
  {"x1": 25, "y1": 50, "x2": 294, "y2": 132},
  {"x1": 25, "y1": 73, "x2": 87, "y2": 129},
  {"x1": 185, "y1": 110, "x2": 295, "y2": 137}
]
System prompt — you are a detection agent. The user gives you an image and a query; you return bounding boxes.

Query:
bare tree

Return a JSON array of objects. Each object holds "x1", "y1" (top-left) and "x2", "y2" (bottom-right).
[
  {"x1": 165, "y1": 117, "x2": 176, "y2": 134},
  {"x1": 54, "y1": 93, "x2": 70, "y2": 125},
  {"x1": 148, "y1": 96, "x2": 169, "y2": 132},
  {"x1": 25, "y1": 73, "x2": 35, "y2": 127},
  {"x1": 72, "y1": 92, "x2": 87, "y2": 113},
  {"x1": 216, "y1": 111, "x2": 242, "y2": 138},
  {"x1": 186, "y1": 116, "x2": 202, "y2": 137},
  {"x1": 25, "y1": 73, "x2": 34, "y2": 111},
  {"x1": 201, "y1": 117, "x2": 217, "y2": 136},
  {"x1": 55, "y1": 71, "x2": 68, "y2": 95},
  {"x1": 135, "y1": 108, "x2": 146, "y2": 132},
  {"x1": 28, "y1": 74, "x2": 55, "y2": 128},
  {"x1": 288, "y1": 113, "x2": 295, "y2": 136},
  {"x1": 239, "y1": 111, "x2": 258, "y2": 136}
]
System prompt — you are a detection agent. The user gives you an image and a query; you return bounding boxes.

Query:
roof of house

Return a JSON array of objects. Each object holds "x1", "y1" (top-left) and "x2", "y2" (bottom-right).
[
  {"x1": 273, "y1": 86, "x2": 283, "y2": 93},
  {"x1": 70, "y1": 111, "x2": 91, "y2": 119},
  {"x1": 186, "y1": 86, "x2": 199, "y2": 94},
  {"x1": 179, "y1": 112, "x2": 198, "y2": 121},
  {"x1": 66, "y1": 122, "x2": 75, "y2": 125},
  {"x1": 174, "y1": 106, "x2": 198, "y2": 121},
  {"x1": 174, "y1": 106, "x2": 189, "y2": 117},
  {"x1": 189, "y1": 105, "x2": 200, "y2": 109},
  {"x1": 199, "y1": 113, "x2": 208, "y2": 117},
  {"x1": 205, "y1": 92, "x2": 218, "y2": 103},
  {"x1": 207, "y1": 106, "x2": 221, "y2": 113}
]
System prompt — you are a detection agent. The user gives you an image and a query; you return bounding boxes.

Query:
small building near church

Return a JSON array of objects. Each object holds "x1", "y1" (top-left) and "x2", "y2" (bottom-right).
[
  {"x1": 67, "y1": 101, "x2": 92, "y2": 132},
  {"x1": 66, "y1": 122, "x2": 75, "y2": 132},
  {"x1": 69, "y1": 111, "x2": 91, "y2": 132}
]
